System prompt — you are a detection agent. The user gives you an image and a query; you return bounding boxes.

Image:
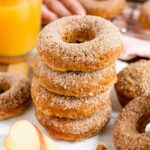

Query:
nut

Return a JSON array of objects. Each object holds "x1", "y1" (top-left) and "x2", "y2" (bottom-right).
[{"x1": 96, "y1": 144, "x2": 109, "y2": 150}]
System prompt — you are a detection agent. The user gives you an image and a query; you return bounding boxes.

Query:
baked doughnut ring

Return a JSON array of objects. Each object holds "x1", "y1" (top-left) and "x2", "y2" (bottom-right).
[
  {"x1": 138, "y1": 0, "x2": 150, "y2": 29},
  {"x1": 79, "y1": 0, "x2": 125, "y2": 19},
  {"x1": 31, "y1": 78, "x2": 111, "y2": 119},
  {"x1": 36, "y1": 105, "x2": 111, "y2": 141},
  {"x1": 37, "y1": 15, "x2": 122, "y2": 72},
  {"x1": 115, "y1": 60, "x2": 150, "y2": 107},
  {"x1": 34, "y1": 57, "x2": 116, "y2": 97},
  {"x1": 113, "y1": 96, "x2": 150, "y2": 150},
  {"x1": 0, "y1": 72, "x2": 31, "y2": 120}
]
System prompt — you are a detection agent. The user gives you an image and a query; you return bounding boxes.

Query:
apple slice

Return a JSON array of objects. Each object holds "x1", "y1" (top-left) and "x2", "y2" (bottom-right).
[
  {"x1": 4, "y1": 136, "x2": 14, "y2": 150},
  {"x1": 4, "y1": 120, "x2": 58, "y2": 150}
]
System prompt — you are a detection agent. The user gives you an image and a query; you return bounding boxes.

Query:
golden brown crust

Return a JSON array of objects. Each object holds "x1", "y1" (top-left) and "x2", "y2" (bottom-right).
[
  {"x1": 0, "y1": 72, "x2": 31, "y2": 120},
  {"x1": 0, "y1": 100, "x2": 30, "y2": 120},
  {"x1": 113, "y1": 96, "x2": 150, "y2": 150},
  {"x1": 41, "y1": 48, "x2": 122, "y2": 73},
  {"x1": 79, "y1": 0, "x2": 125, "y2": 19},
  {"x1": 34, "y1": 57, "x2": 117, "y2": 97},
  {"x1": 38, "y1": 15, "x2": 122, "y2": 72},
  {"x1": 115, "y1": 60, "x2": 150, "y2": 107},
  {"x1": 36, "y1": 105, "x2": 111, "y2": 141},
  {"x1": 31, "y1": 78, "x2": 111, "y2": 119},
  {"x1": 138, "y1": 0, "x2": 150, "y2": 30}
]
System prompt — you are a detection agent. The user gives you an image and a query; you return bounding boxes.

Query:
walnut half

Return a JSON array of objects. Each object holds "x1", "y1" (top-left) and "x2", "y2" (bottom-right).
[{"x1": 96, "y1": 144, "x2": 110, "y2": 150}]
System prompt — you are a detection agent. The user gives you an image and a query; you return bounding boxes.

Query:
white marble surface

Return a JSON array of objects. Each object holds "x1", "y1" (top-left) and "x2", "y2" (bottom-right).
[{"x1": 1, "y1": 60, "x2": 148, "y2": 150}]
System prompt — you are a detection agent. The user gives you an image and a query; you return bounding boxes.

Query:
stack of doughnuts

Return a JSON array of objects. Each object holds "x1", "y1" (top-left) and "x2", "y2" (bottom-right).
[{"x1": 31, "y1": 15, "x2": 123, "y2": 141}]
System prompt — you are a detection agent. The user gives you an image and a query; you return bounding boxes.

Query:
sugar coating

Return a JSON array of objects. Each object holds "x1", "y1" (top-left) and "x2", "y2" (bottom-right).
[
  {"x1": 38, "y1": 15, "x2": 122, "y2": 60},
  {"x1": 34, "y1": 57, "x2": 116, "y2": 97},
  {"x1": 115, "y1": 60, "x2": 150, "y2": 106},
  {"x1": 113, "y1": 96, "x2": 150, "y2": 150},
  {"x1": 35, "y1": 57, "x2": 116, "y2": 88},
  {"x1": 0, "y1": 100, "x2": 30, "y2": 120},
  {"x1": 37, "y1": 15, "x2": 122, "y2": 71},
  {"x1": 32, "y1": 79, "x2": 111, "y2": 110},
  {"x1": 37, "y1": 105, "x2": 111, "y2": 135},
  {"x1": 0, "y1": 72, "x2": 31, "y2": 109}
]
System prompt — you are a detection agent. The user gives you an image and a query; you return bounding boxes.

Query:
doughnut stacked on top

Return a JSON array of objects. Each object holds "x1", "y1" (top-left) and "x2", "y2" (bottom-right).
[{"x1": 31, "y1": 15, "x2": 122, "y2": 141}]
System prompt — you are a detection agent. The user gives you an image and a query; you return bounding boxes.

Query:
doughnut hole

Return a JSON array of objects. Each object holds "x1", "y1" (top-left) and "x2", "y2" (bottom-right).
[
  {"x1": 61, "y1": 27, "x2": 95, "y2": 44},
  {"x1": 137, "y1": 112, "x2": 150, "y2": 133},
  {"x1": 0, "y1": 82, "x2": 11, "y2": 94}
]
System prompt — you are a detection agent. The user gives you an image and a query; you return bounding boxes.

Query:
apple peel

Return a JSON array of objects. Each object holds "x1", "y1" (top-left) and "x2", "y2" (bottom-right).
[{"x1": 4, "y1": 120, "x2": 58, "y2": 150}]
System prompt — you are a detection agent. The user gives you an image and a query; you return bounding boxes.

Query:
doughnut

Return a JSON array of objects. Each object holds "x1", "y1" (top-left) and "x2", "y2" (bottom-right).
[
  {"x1": 36, "y1": 105, "x2": 111, "y2": 141},
  {"x1": 79, "y1": 0, "x2": 125, "y2": 19},
  {"x1": 33, "y1": 57, "x2": 117, "y2": 97},
  {"x1": 115, "y1": 60, "x2": 150, "y2": 107},
  {"x1": 0, "y1": 72, "x2": 31, "y2": 120},
  {"x1": 37, "y1": 15, "x2": 122, "y2": 72},
  {"x1": 31, "y1": 78, "x2": 111, "y2": 119},
  {"x1": 138, "y1": 0, "x2": 150, "y2": 29},
  {"x1": 113, "y1": 96, "x2": 150, "y2": 150}
]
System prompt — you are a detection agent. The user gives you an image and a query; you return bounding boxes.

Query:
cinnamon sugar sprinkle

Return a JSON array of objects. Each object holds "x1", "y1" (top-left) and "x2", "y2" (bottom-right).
[
  {"x1": 34, "y1": 57, "x2": 116, "y2": 89},
  {"x1": 32, "y1": 79, "x2": 111, "y2": 110},
  {"x1": 37, "y1": 15, "x2": 122, "y2": 64},
  {"x1": 37, "y1": 105, "x2": 111, "y2": 135},
  {"x1": 0, "y1": 73, "x2": 31, "y2": 109}
]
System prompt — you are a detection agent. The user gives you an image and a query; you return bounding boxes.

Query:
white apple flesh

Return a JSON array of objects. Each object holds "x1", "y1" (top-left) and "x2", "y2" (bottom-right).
[{"x1": 4, "y1": 120, "x2": 58, "y2": 150}]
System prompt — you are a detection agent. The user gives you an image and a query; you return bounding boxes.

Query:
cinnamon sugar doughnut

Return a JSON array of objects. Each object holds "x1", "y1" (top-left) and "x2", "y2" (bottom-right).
[
  {"x1": 0, "y1": 72, "x2": 31, "y2": 120},
  {"x1": 34, "y1": 57, "x2": 116, "y2": 97},
  {"x1": 115, "y1": 60, "x2": 150, "y2": 107},
  {"x1": 31, "y1": 78, "x2": 111, "y2": 119},
  {"x1": 138, "y1": 0, "x2": 150, "y2": 29},
  {"x1": 79, "y1": 0, "x2": 125, "y2": 19},
  {"x1": 36, "y1": 105, "x2": 111, "y2": 141},
  {"x1": 37, "y1": 15, "x2": 122, "y2": 72},
  {"x1": 113, "y1": 96, "x2": 150, "y2": 150}
]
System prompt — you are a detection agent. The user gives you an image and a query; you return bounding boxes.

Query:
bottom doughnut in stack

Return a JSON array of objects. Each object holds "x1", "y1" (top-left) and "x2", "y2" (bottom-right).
[{"x1": 36, "y1": 105, "x2": 111, "y2": 141}]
